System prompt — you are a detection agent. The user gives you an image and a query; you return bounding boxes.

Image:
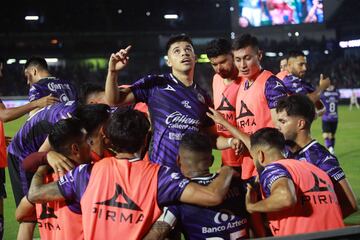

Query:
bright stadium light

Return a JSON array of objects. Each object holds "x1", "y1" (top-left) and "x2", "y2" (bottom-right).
[
  {"x1": 278, "y1": 52, "x2": 284, "y2": 57},
  {"x1": 302, "y1": 50, "x2": 309, "y2": 56},
  {"x1": 25, "y1": 15, "x2": 39, "y2": 21},
  {"x1": 164, "y1": 14, "x2": 178, "y2": 20},
  {"x1": 19, "y1": 59, "x2": 27, "y2": 64},
  {"x1": 45, "y1": 58, "x2": 58, "y2": 63},
  {"x1": 6, "y1": 59, "x2": 16, "y2": 64},
  {"x1": 265, "y1": 52, "x2": 277, "y2": 57}
]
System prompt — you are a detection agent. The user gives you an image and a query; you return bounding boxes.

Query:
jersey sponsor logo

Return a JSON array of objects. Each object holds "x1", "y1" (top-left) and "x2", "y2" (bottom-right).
[
  {"x1": 301, "y1": 172, "x2": 337, "y2": 205},
  {"x1": 163, "y1": 84, "x2": 176, "y2": 92},
  {"x1": 95, "y1": 183, "x2": 142, "y2": 211},
  {"x1": 236, "y1": 101, "x2": 254, "y2": 119},
  {"x1": 39, "y1": 204, "x2": 58, "y2": 220},
  {"x1": 274, "y1": 81, "x2": 284, "y2": 89},
  {"x1": 165, "y1": 111, "x2": 200, "y2": 132},
  {"x1": 181, "y1": 100, "x2": 192, "y2": 109},
  {"x1": 47, "y1": 82, "x2": 71, "y2": 91},
  {"x1": 216, "y1": 95, "x2": 235, "y2": 111},
  {"x1": 214, "y1": 209, "x2": 235, "y2": 224}
]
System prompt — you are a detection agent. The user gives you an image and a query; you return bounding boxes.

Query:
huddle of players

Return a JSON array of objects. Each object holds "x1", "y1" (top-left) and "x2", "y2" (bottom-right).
[{"x1": 5, "y1": 33, "x2": 357, "y2": 240}]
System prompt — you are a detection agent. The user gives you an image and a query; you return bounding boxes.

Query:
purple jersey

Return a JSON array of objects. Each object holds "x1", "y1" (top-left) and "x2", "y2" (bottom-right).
[
  {"x1": 320, "y1": 88, "x2": 340, "y2": 122},
  {"x1": 167, "y1": 174, "x2": 249, "y2": 240},
  {"x1": 285, "y1": 140, "x2": 345, "y2": 182},
  {"x1": 260, "y1": 163, "x2": 291, "y2": 197},
  {"x1": 282, "y1": 74, "x2": 315, "y2": 95},
  {"x1": 57, "y1": 159, "x2": 190, "y2": 214},
  {"x1": 8, "y1": 101, "x2": 77, "y2": 160},
  {"x1": 264, "y1": 76, "x2": 288, "y2": 109},
  {"x1": 29, "y1": 77, "x2": 78, "y2": 103},
  {"x1": 130, "y1": 73, "x2": 214, "y2": 168}
]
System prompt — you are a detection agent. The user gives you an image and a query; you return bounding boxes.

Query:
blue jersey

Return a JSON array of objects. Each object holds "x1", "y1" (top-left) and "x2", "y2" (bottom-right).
[
  {"x1": 285, "y1": 140, "x2": 345, "y2": 182},
  {"x1": 167, "y1": 174, "x2": 249, "y2": 240},
  {"x1": 282, "y1": 74, "x2": 315, "y2": 95},
  {"x1": 130, "y1": 73, "x2": 214, "y2": 168},
  {"x1": 29, "y1": 77, "x2": 78, "y2": 102},
  {"x1": 8, "y1": 101, "x2": 77, "y2": 161},
  {"x1": 320, "y1": 88, "x2": 340, "y2": 122}
]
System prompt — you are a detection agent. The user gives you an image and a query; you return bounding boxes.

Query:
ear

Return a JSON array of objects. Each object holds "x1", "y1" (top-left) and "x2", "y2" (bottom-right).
[
  {"x1": 166, "y1": 57, "x2": 172, "y2": 67},
  {"x1": 257, "y1": 50, "x2": 263, "y2": 61},
  {"x1": 258, "y1": 150, "x2": 266, "y2": 166},
  {"x1": 71, "y1": 143, "x2": 80, "y2": 155},
  {"x1": 297, "y1": 118, "x2": 307, "y2": 130}
]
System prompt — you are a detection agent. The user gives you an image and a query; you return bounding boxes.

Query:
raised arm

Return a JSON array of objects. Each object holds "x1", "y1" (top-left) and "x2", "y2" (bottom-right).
[
  {"x1": 180, "y1": 166, "x2": 234, "y2": 206},
  {"x1": 105, "y1": 46, "x2": 136, "y2": 106},
  {"x1": 0, "y1": 94, "x2": 58, "y2": 122}
]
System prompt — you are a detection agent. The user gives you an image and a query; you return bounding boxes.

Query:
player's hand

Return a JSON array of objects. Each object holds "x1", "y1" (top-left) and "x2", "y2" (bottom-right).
[
  {"x1": 207, "y1": 107, "x2": 226, "y2": 125},
  {"x1": 36, "y1": 165, "x2": 51, "y2": 175},
  {"x1": 47, "y1": 151, "x2": 75, "y2": 178},
  {"x1": 230, "y1": 138, "x2": 246, "y2": 155},
  {"x1": 245, "y1": 183, "x2": 259, "y2": 213},
  {"x1": 319, "y1": 74, "x2": 330, "y2": 91},
  {"x1": 34, "y1": 94, "x2": 59, "y2": 108},
  {"x1": 108, "y1": 45, "x2": 132, "y2": 72},
  {"x1": 5, "y1": 136, "x2": 12, "y2": 146}
]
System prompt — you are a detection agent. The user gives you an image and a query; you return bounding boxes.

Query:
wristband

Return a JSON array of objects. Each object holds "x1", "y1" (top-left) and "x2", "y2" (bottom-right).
[{"x1": 26, "y1": 194, "x2": 35, "y2": 206}]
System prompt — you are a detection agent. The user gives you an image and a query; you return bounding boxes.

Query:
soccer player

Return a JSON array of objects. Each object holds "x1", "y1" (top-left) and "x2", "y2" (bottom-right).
[
  {"x1": 144, "y1": 132, "x2": 265, "y2": 239},
  {"x1": 27, "y1": 108, "x2": 235, "y2": 240},
  {"x1": 320, "y1": 85, "x2": 340, "y2": 154},
  {"x1": 246, "y1": 127, "x2": 344, "y2": 236},
  {"x1": 205, "y1": 38, "x2": 243, "y2": 168},
  {"x1": 282, "y1": 50, "x2": 329, "y2": 115},
  {"x1": 349, "y1": 89, "x2": 359, "y2": 111},
  {"x1": 276, "y1": 57, "x2": 288, "y2": 80},
  {"x1": 231, "y1": 34, "x2": 288, "y2": 179},
  {"x1": 24, "y1": 57, "x2": 77, "y2": 108},
  {"x1": 105, "y1": 34, "x2": 237, "y2": 169},
  {"x1": 275, "y1": 94, "x2": 358, "y2": 218},
  {"x1": 16, "y1": 118, "x2": 91, "y2": 240}
]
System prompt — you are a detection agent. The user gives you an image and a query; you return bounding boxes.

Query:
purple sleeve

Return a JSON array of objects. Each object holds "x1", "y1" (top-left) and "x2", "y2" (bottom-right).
[
  {"x1": 157, "y1": 165, "x2": 190, "y2": 207},
  {"x1": 130, "y1": 75, "x2": 157, "y2": 103},
  {"x1": 259, "y1": 163, "x2": 292, "y2": 197},
  {"x1": 57, "y1": 164, "x2": 93, "y2": 212},
  {"x1": 29, "y1": 85, "x2": 41, "y2": 102},
  {"x1": 264, "y1": 76, "x2": 288, "y2": 109},
  {"x1": 318, "y1": 154, "x2": 345, "y2": 182},
  {"x1": 283, "y1": 75, "x2": 315, "y2": 95}
]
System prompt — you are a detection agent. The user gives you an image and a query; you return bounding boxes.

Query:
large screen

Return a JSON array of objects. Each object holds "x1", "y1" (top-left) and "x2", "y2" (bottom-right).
[{"x1": 234, "y1": 0, "x2": 324, "y2": 28}]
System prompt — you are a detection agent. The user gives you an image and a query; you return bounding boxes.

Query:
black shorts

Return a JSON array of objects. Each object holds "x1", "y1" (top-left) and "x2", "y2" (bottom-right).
[
  {"x1": 7, "y1": 153, "x2": 34, "y2": 207},
  {"x1": 0, "y1": 168, "x2": 6, "y2": 198},
  {"x1": 322, "y1": 121, "x2": 338, "y2": 134}
]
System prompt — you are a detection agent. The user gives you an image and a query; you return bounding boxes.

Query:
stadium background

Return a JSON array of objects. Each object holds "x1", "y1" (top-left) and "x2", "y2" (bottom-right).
[{"x1": 1, "y1": 0, "x2": 360, "y2": 238}]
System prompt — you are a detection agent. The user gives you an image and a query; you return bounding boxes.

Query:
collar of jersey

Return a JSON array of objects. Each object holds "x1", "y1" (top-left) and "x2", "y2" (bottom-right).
[
  {"x1": 191, "y1": 173, "x2": 217, "y2": 181},
  {"x1": 169, "y1": 73, "x2": 196, "y2": 89},
  {"x1": 298, "y1": 139, "x2": 317, "y2": 155}
]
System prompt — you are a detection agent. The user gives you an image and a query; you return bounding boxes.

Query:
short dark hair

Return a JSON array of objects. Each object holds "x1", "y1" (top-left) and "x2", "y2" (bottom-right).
[
  {"x1": 232, "y1": 34, "x2": 259, "y2": 51},
  {"x1": 79, "y1": 82, "x2": 105, "y2": 104},
  {"x1": 165, "y1": 34, "x2": 194, "y2": 53},
  {"x1": 179, "y1": 132, "x2": 212, "y2": 154},
  {"x1": 287, "y1": 50, "x2": 305, "y2": 60},
  {"x1": 106, "y1": 108, "x2": 150, "y2": 153},
  {"x1": 250, "y1": 128, "x2": 285, "y2": 151},
  {"x1": 276, "y1": 95, "x2": 315, "y2": 127},
  {"x1": 24, "y1": 57, "x2": 48, "y2": 71},
  {"x1": 49, "y1": 118, "x2": 85, "y2": 156},
  {"x1": 205, "y1": 38, "x2": 232, "y2": 59},
  {"x1": 73, "y1": 104, "x2": 110, "y2": 135}
]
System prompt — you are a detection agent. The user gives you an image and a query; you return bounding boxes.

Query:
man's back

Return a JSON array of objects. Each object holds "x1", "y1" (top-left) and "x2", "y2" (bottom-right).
[
  {"x1": 168, "y1": 174, "x2": 249, "y2": 240},
  {"x1": 29, "y1": 77, "x2": 78, "y2": 103}
]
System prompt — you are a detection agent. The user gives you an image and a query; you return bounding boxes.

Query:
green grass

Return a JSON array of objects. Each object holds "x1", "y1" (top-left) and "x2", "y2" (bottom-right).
[{"x1": 2, "y1": 106, "x2": 360, "y2": 239}]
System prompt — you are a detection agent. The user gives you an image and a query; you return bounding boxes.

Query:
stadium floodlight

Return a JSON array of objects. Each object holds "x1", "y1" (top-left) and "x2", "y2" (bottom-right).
[
  {"x1": 45, "y1": 58, "x2": 58, "y2": 63},
  {"x1": 19, "y1": 59, "x2": 27, "y2": 64},
  {"x1": 265, "y1": 52, "x2": 277, "y2": 57},
  {"x1": 6, "y1": 59, "x2": 16, "y2": 64},
  {"x1": 302, "y1": 50, "x2": 309, "y2": 56},
  {"x1": 278, "y1": 52, "x2": 284, "y2": 57},
  {"x1": 164, "y1": 14, "x2": 178, "y2": 20},
  {"x1": 25, "y1": 16, "x2": 39, "y2": 21}
]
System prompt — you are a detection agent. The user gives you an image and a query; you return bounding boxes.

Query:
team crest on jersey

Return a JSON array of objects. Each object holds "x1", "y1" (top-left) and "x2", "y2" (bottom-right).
[
  {"x1": 216, "y1": 95, "x2": 235, "y2": 111},
  {"x1": 181, "y1": 100, "x2": 191, "y2": 109},
  {"x1": 95, "y1": 184, "x2": 142, "y2": 211},
  {"x1": 214, "y1": 209, "x2": 235, "y2": 224},
  {"x1": 60, "y1": 93, "x2": 69, "y2": 102},
  {"x1": 274, "y1": 81, "x2": 284, "y2": 89},
  {"x1": 197, "y1": 93, "x2": 205, "y2": 104},
  {"x1": 236, "y1": 101, "x2": 254, "y2": 119}
]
